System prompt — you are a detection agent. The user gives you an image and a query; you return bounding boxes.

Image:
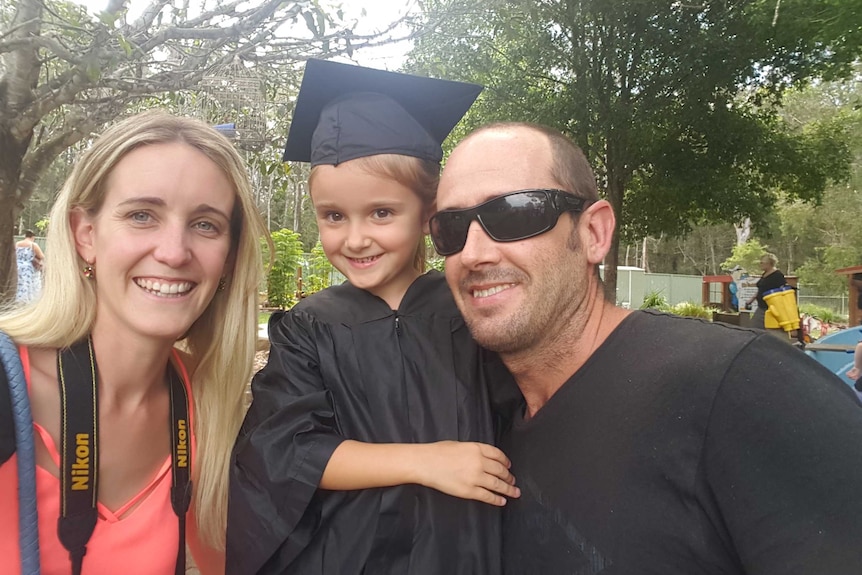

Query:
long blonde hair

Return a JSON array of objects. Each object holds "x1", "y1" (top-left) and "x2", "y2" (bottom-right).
[
  {"x1": 309, "y1": 154, "x2": 439, "y2": 271},
  {"x1": 0, "y1": 109, "x2": 268, "y2": 548}
]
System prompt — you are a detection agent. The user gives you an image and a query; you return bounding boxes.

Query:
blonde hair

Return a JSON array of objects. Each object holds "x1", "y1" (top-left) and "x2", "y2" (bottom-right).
[
  {"x1": 309, "y1": 154, "x2": 439, "y2": 271},
  {"x1": 762, "y1": 252, "x2": 778, "y2": 267},
  {"x1": 0, "y1": 109, "x2": 268, "y2": 548}
]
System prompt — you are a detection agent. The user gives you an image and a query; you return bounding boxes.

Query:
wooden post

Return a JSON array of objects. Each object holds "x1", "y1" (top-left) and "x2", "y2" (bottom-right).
[{"x1": 835, "y1": 266, "x2": 862, "y2": 326}]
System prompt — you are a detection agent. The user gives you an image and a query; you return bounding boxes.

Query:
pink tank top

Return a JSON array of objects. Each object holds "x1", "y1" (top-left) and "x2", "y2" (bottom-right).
[{"x1": 0, "y1": 346, "x2": 197, "y2": 575}]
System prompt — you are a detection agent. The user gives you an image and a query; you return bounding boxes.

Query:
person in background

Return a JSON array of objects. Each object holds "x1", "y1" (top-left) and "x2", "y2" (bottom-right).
[
  {"x1": 432, "y1": 121, "x2": 862, "y2": 574},
  {"x1": 228, "y1": 59, "x2": 518, "y2": 575},
  {"x1": 846, "y1": 341, "x2": 862, "y2": 393},
  {"x1": 744, "y1": 252, "x2": 785, "y2": 329},
  {"x1": 0, "y1": 110, "x2": 267, "y2": 575},
  {"x1": 15, "y1": 230, "x2": 45, "y2": 304}
]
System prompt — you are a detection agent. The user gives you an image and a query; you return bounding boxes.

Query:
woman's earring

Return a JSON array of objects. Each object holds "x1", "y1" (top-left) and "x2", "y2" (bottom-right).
[
  {"x1": 218, "y1": 277, "x2": 226, "y2": 291},
  {"x1": 83, "y1": 262, "x2": 95, "y2": 280}
]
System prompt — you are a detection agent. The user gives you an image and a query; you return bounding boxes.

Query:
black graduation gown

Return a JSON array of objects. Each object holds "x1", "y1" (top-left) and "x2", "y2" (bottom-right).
[{"x1": 227, "y1": 272, "x2": 509, "y2": 575}]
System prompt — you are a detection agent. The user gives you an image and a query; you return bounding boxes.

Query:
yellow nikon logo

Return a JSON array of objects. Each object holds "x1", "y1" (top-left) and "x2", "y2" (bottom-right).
[
  {"x1": 71, "y1": 433, "x2": 90, "y2": 490},
  {"x1": 177, "y1": 419, "x2": 188, "y2": 468}
]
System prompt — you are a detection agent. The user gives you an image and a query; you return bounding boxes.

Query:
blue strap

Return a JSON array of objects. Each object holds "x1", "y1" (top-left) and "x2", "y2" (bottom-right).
[{"x1": 0, "y1": 332, "x2": 41, "y2": 575}]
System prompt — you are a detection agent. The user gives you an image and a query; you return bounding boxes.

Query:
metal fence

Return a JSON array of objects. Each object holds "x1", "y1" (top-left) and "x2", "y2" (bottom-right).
[{"x1": 797, "y1": 293, "x2": 849, "y2": 316}]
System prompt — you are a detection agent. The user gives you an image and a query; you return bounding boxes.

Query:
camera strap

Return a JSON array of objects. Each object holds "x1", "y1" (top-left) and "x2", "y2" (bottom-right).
[{"x1": 57, "y1": 336, "x2": 191, "y2": 575}]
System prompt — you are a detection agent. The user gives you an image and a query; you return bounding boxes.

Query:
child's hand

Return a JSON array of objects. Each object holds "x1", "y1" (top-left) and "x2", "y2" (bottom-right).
[
  {"x1": 416, "y1": 441, "x2": 520, "y2": 506},
  {"x1": 848, "y1": 366, "x2": 860, "y2": 380}
]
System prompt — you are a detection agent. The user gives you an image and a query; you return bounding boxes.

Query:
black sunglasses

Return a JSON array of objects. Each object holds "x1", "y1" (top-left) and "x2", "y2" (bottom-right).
[{"x1": 430, "y1": 189, "x2": 593, "y2": 256}]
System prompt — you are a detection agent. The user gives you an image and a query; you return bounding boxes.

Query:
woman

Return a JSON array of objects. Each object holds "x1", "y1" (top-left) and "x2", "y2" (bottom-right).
[
  {"x1": 745, "y1": 252, "x2": 786, "y2": 330},
  {"x1": 15, "y1": 230, "x2": 45, "y2": 304},
  {"x1": 0, "y1": 110, "x2": 267, "y2": 575}
]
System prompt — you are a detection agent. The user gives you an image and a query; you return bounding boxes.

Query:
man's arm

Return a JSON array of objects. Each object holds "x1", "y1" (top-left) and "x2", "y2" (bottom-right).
[{"x1": 704, "y1": 334, "x2": 862, "y2": 574}]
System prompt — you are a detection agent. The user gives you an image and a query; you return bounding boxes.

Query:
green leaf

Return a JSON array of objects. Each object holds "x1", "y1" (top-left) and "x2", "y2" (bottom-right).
[{"x1": 118, "y1": 35, "x2": 134, "y2": 57}]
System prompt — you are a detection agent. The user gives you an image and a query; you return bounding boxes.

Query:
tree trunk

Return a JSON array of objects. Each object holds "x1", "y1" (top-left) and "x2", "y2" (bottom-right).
[
  {"x1": 735, "y1": 217, "x2": 751, "y2": 245},
  {"x1": 603, "y1": 178, "x2": 624, "y2": 303},
  {"x1": 0, "y1": 192, "x2": 20, "y2": 303},
  {"x1": 642, "y1": 237, "x2": 650, "y2": 273},
  {"x1": 291, "y1": 181, "x2": 302, "y2": 232},
  {"x1": 0, "y1": 133, "x2": 31, "y2": 304},
  {"x1": 710, "y1": 241, "x2": 717, "y2": 275},
  {"x1": 0, "y1": 0, "x2": 42, "y2": 304}
]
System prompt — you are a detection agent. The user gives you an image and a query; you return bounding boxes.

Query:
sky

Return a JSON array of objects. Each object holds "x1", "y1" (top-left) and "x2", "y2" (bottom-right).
[{"x1": 72, "y1": 0, "x2": 416, "y2": 69}]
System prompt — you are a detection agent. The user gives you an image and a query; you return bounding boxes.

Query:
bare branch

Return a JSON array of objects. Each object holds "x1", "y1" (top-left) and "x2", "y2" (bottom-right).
[{"x1": 0, "y1": 34, "x2": 83, "y2": 65}]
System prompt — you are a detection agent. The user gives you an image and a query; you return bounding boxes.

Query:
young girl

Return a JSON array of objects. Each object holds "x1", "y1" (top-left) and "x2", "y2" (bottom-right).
[
  {"x1": 228, "y1": 60, "x2": 519, "y2": 575},
  {"x1": 0, "y1": 111, "x2": 267, "y2": 575}
]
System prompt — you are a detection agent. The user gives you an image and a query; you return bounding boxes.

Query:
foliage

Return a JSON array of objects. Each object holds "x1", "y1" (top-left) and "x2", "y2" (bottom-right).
[
  {"x1": 721, "y1": 239, "x2": 770, "y2": 275},
  {"x1": 640, "y1": 290, "x2": 669, "y2": 311},
  {"x1": 636, "y1": 69, "x2": 862, "y2": 296},
  {"x1": 765, "y1": 70, "x2": 862, "y2": 294},
  {"x1": 407, "y1": 0, "x2": 862, "y2": 294},
  {"x1": 669, "y1": 302, "x2": 714, "y2": 320},
  {"x1": 257, "y1": 311, "x2": 272, "y2": 325},
  {"x1": 264, "y1": 229, "x2": 304, "y2": 309},
  {"x1": 795, "y1": 245, "x2": 861, "y2": 296},
  {"x1": 34, "y1": 218, "x2": 49, "y2": 235},
  {"x1": 303, "y1": 241, "x2": 338, "y2": 295},
  {"x1": 640, "y1": 290, "x2": 712, "y2": 319},
  {"x1": 425, "y1": 236, "x2": 445, "y2": 273},
  {"x1": 799, "y1": 303, "x2": 847, "y2": 325},
  {"x1": 623, "y1": 224, "x2": 737, "y2": 275},
  {"x1": 0, "y1": 0, "x2": 414, "y2": 301}
]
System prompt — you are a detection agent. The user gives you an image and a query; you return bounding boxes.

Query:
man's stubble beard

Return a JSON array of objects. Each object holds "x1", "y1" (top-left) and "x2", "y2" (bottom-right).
[{"x1": 463, "y1": 231, "x2": 587, "y2": 357}]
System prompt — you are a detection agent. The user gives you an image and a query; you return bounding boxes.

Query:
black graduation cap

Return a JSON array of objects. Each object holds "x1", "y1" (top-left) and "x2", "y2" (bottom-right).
[{"x1": 282, "y1": 59, "x2": 483, "y2": 166}]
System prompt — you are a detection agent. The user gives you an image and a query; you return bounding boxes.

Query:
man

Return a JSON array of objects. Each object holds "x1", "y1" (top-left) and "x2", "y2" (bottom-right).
[{"x1": 431, "y1": 122, "x2": 862, "y2": 574}]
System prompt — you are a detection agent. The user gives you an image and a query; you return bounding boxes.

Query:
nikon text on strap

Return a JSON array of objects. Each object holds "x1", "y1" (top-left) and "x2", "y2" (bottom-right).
[
  {"x1": 168, "y1": 360, "x2": 192, "y2": 575},
  {"x1": 57, "y1": 337, "x2": 191, "y2": 575}
]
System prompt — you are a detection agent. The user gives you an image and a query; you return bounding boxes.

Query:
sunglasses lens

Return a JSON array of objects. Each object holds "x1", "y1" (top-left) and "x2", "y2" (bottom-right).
[
  {"x1": 480, "y1": 191, "x2": 555, "y2": 241},
  {"x1": 431, "y1": 190, "x2": 574, "y2": 255},
  {"x1": 430, "y1": 211, "x2": 471, "y2": 255}
]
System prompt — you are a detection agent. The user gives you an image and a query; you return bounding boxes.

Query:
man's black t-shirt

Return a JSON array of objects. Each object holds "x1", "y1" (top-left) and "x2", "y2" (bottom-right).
[{"x1": 501, "y1": 311, "x2": 862, "y2": 575}]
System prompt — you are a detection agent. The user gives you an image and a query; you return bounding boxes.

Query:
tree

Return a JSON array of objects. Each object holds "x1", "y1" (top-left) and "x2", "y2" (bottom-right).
[
  {"x1": 0, "y1": 0, "x2": 412, "y2": 301},
  {"x1": 726, "y1": 67, "x2": 862, "y2": 294},
  {"x1": 303, "y1": 240, "x2": 337, "y2": 295},
  {"x1": 264, "y1": 228, "x2": 304, "y2": 309},
  {"x1": 407, "y1": 0, "x2": 862, "y2": 294},
  {"x1": 721, "y1": 239, "x2": 771, "y2": 276},
  {"x1": 625, "y1": 224, "x2": 737, "y2": 276}
]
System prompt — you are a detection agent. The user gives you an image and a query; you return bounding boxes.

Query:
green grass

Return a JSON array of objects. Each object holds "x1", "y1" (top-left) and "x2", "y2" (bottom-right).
[
  {"x1": 258, "y1": 311, "x2": 272, "y2": 325},
  {"x1": 670, "y1": 301, "x2": 713, "y2": 320},
  {"x1": 640, "y1": 290, "x2": 669, "y2": 310},
  {"x1": 641, "y1": 291, "x2": 713, "y2": 319}
]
